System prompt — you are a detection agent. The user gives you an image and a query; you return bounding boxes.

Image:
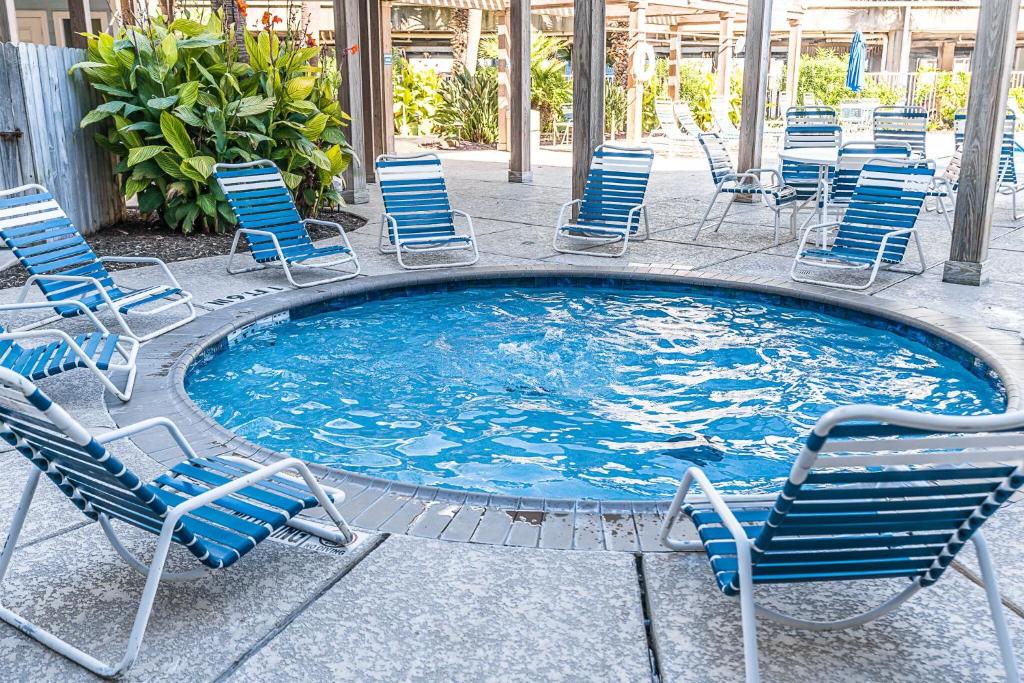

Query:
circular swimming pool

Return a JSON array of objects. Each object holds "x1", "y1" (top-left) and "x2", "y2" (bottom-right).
[{"x1": 186, "y1": 280, "x2": 1005, "y2": 500}]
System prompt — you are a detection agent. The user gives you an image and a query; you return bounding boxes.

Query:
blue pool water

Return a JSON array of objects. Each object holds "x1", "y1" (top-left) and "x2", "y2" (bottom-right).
[{"x1": 186, "y1": 283, "x2": 1005, "y2": 500}]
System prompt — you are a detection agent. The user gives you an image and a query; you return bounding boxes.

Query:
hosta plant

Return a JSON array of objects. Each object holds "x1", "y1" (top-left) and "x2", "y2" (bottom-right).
[{"x1": 73, "y1": 13, "x2": 353, "y2": 233}]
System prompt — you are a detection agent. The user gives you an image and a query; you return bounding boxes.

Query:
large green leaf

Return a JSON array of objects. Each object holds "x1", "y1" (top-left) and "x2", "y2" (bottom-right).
[
  {"x1": 177, "y1": 81, "x2": 201, "y2": 108},
  {"x1": 159, "y1": 111, "x2": 195, "y2": 159},
  {"x1": 124, "y1": 176, "x2": 150, "y2": 198},
  {"x1": 160, "y1": 33, "x2": 178, "y2": 71},
  {"x1": 127, "y1": 145, "x2": 167, "y2": 167},
  {"x1": 182, "y1": 155, "x2": 216, "y2": 180},
  {"x1": 119, "y1": 120, "x2": 161, "y2": 134},
  {"x1": 196, "y1": 193, "x2": 217, "y2": 217},
  {"x1": 173, "y1": 106, "x2": 204, "y2": 127},
  {"x1": 285, "y1": 77, "x2": 315, "y2": 100},
  {"x1": 300, "y1": 113, "x2": 329, "y2": 140},
  {"x1": 147, "y1": 94, "x2": 179, "y2": 110},
  {"x1": 168, "y1": 18, "x2": 206, "y2": 36},
  {"x1": 154, "y1": 151, "x2": 189, "y2": 180},
  {"x1": 226, "y1": 96, "x2": 275, "y2": 118},
  {"x1": 137, "y1": 186, "x2": 164, "y2": 214}
]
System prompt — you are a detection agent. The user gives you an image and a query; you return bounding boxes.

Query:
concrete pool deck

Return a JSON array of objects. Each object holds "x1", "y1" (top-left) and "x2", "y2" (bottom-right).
[{"x1": 2, "y1": 143, "x2": 1024, "y2": 680}]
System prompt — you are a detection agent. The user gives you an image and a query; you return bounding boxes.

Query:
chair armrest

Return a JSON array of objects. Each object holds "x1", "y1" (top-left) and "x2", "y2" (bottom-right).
[
  {"x1": 557, "y1": 199, "x2": 583, "y2": 228},
  {"x1": 746, "y1": 167, "x2": 784, "y2": 186},
  {"x1": 99, "y1": 256, "x2": 185, "y2": 292},
  {"x1": 302, "y1": 218, "x2": 346, "y2": 236},
  {"x1": 796, "y1": 221, "x2": 841, "y2": 252},
  {"x1": 660, "y1": 466, "x2": 751, "y2": 551},
  {"x1": 95, "y1": 416, "x2": 199, "y2": 460},
  {"x1": 0, "y1": 300, "x2": 111, "y2": 333},
  {"x1": 18, "y1": 273, "x2": 107, "y2": 305}
]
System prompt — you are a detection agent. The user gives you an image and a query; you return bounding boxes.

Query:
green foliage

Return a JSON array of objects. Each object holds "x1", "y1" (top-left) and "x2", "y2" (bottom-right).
[
  {"x1": 604, "y1": 82, "x2": 627, "y2": 135},
  {"x1": 858, "y1": 78, "x2": 903, "y2": 106},
  {"x1": 434, "y1": 67, "x2": 499, "y2": 144},
  {"x1": 914, "y1": 69, "x2": 969, "y2": 130},
  {"x1": 796, "y1": 48, "x2": 854, "y2": 108},
  {"x1": 74, "y1": 13, "x2": 353, "y2": 233},
  {"x1": 676, "y1": 64, "x2": 713, "y2": 130},
  {"x1": 641, "y1": 58, "x2": 669, "y2": 132},
  {"x1": 479, "y1": 31, "x2": 572, "y2": 134},
  {"x1": 393, "y1": 55, "x2": 441, "y2": 135}
]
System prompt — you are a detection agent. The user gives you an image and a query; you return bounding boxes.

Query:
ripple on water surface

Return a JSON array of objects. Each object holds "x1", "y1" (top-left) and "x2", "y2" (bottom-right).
[{"x1": 186, "y1": 285, "x2": 1005, "y2": 499}]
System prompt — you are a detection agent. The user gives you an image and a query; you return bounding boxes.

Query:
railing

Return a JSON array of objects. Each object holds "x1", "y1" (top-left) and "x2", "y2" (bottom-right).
[{"x1": 0, "y1": 42, "x2": 124, "y2": 234}]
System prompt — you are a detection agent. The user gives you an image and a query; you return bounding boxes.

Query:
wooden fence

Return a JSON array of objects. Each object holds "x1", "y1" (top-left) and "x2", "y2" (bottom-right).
[{"x1": 0, "y1": 42, "x2": 124, "y2": 234}]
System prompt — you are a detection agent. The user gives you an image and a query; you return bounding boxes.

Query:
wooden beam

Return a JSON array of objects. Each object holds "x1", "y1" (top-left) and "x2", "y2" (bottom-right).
[
  {"x1": 784, "y1": 18, "x2": 801, "y2": 111},
  {"x1": 359, "y1": 0, "x2": 382, "y2": 182},
  {"x1": 465, "y1": 8, "x2": 483, "y2": 72},
  {"x1": 943, "y1": 0, "x2": 1021, "y2": 286},
  {"x1": 497, "y1": 11, "x2": 511, "y2": 151},
  {"x1": 0, "y1": 0, "x2": 18, "y2": 43},
  {"x1": 897, "y1": 7, "x2": 912, "y2": 72},
  {"x1": 626, "y1": 1, "x2": 647, "y2": 143},
  {"x1": 736, "y1": 0, "x2": 771, "y2": 173},
  {"x1": 334, "y1": 0, "x2": 369, "y2": 203},
  {"x1": 938, "y1": 40, "x2": 955, "y2": 71},
  {"x1": 716, "y1": 11, "x2": 734, "y2": 97},
  {"x1": 667, "y1": 28, "x2": 681, "y2": 100},
  {"x1": 571, "y1": 0, "x2": 606, "y2": 203},
  {"x1": 67, "y1": 0, "x2": 91, "y2": 49},
  {"x1": 508, "y1": 0, "x2": 532, "y2": 183},
  {"x1": 381, "y1": 0, "x2": 396, "y2": 155}
]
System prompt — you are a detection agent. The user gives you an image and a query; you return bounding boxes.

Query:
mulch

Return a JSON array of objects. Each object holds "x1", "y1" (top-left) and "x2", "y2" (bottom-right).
[{"x1": 0, "y1": 208, "x2": 367, "y2": 290}]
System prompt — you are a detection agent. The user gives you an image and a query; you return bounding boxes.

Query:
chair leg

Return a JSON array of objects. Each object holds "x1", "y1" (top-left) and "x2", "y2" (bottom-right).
[
  {"x1": 972, "y1": 532, "x2": 1021, "y2": 683},
  {"x1": 0, "y1": 469, "x2": 41, "y2": 582},
  {"x1": 713, "y1": 195, "x2": 737, "y2": 233},
  {"x1": 694, "y1": 190, "x2": 721, "y2": 240},
  {"x1": 736, "y1": 541, "x2": 761, "y2": 683}
]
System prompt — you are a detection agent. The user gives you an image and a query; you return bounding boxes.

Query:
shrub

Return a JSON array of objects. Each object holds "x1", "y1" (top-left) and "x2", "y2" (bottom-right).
[
  {"x1": 479, "y1": 31, "x2": 572, "y2": 134},
  {"x1": 434, "y1": 67, "x2": 499, "y2": 143},
  {"x1": 796, "y1": 48, "x2": 853, "y2": 108},
  {"x1": 677, "y1": 64, "x2": 713, "y2": 129},
  {"x1": 915, "y1": 69, "x2": 969, "y2": 130},
  {"x1": 74, "y1": 13, "x2": 352, "y2": 233},
  {"x1": 393, "y1": 55, "x2": 441, "y2": 135},
  {"x1": 605, "y1": 82, "x2": 627, "y2": 135}
]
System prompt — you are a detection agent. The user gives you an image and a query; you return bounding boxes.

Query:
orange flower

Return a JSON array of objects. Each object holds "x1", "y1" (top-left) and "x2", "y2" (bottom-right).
[
  {"x1": 305, "y1": 32, "x2": 317, "y2": 47},
  {"x1": 348, "y1": 44, "x2": 358, "y2": 55},
  {"x1": 260, "y1": 10, "x2": 272, "y2": 26},
  {"x1": 236, "y1": 0, "x2": 247, "y2": 16},
  {"x1": 272, "y1": 15, "x2": 282, "y2": 24}
]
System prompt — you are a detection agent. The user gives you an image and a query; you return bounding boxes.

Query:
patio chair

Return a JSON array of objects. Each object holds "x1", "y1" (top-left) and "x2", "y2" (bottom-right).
[
  {"x1": 785, "y1": 105, "x2": 839, "y2": 127},
  {"x1": 374, "y1": 153, "x2": 479, "y2": 270},
  {"x1": 694, "y1": 133, "x2": 798, "y2": 246},
  {"x1": 553, "y1": 144, "x2": 654, "y2": 257},
  {"x1": 925, "y1": 146, "x2": 962, "y2": 230},
  {"x1": 554, "y1": 103, "x2": 574, "y2": 145},
  {"x1": 711, "y1": 97, "x2": 740, "y2": 144},
  {"x1": 0, "y1": 300, "x2": 137, "y2": 401},
  {"x1": 790, "y1": 159, "x2": 932, "y2": 290},
  {"x1": 0, "y1": 368, "x2": 358, "y2": 678},
  {"x1": 674, "y1": 100, "x2": 703, "y2": 138},
  {"x1": 653, "y1": 97, "x2": 693, "y2": 155},
  {"x1": 781, "y1": 122, "x2": 842, "y2": 219},
  {"x1": 660, "y1": 404, "x2": 1024, "y2": 683},
  {"x1": 872, "y1": 105, "x2": 928, "y2": 158},
  {"x1": 829, "y1": 142, "x2": 912, "y2": 212},
  {"x1": 213, "y1": 160, "x2": 361, "y2": 287},
  {"x1": 0, "y1": 185, "x2": 196, "y2": 343},
  {"x1": 954, "y1": 109, "x2": 1024, "y2": 220}
]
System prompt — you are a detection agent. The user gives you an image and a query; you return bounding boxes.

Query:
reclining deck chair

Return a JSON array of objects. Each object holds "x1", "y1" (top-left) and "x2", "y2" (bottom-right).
[
  {"x1": 955, "y1": 109, "x2": 1024, "y2": 220},
  {"x1": 653, "y1": 98, "x2": 694, "y2": 155},
  {"x1": 374, "y1": 153, "x2": 479, "y2": 270},
  {"x1": 213, "y1": 160, "x2": 361, "y2": 287},
  {"x1": 926, "y1": 147, "x2": 962, "y2": 230},
  {"x1": 553, "y1": 144, "x2": 654, "y2": 257},
  {"x1": 791, "y1": 159, "x2": 932, "y2": 290},
  {"x1": 0, "y1": 368, "x2": 358, "y2": 678},
  {"x1": 661, "y1": 404, "x2": 1024, "y2": 683},
  {"x1": 872, "y1": 105, "x2": 928, "y2": 159},
  {"x1": 711, "y1": 97, "x2": 740, "y2": 144},
  {"x1": 829, "y1": 141, "x2": 912, "y2": 216},
  {"x1": 0, "y1": 186, "x2": 195, "y2": 342}
]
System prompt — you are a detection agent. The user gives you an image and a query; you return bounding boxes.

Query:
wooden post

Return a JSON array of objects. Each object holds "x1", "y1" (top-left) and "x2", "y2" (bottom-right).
[
  {"x1": 667, "y1": 28, "x2": 680, "y2": 101},
  {"x1": 943, "y1": 0, "x2": 1021, "y2": 286},
  {"x1": 736, "y1": 0, "x2": 772, "y2": 173},
  {"x1": 571, "y1": 0, "x2": 606, "y2": 203},
  {"x1": 716, "y1": 12, "x2": 735, "y2": 97},
  {"x1": 0, "y1": 0, "x2": 18, "y2": 43},
  {"x1": 508, "y1": 0, "x2": 532, "y2": 183},
  {"x1": 938, "y1": 41, "x2": 955, "y2": 71},
  {"x1": 380, "y1": 0, "x2": 395, "y2": 155},
  {"x1": 784, "y1": 18, "x2": 801, "y2": 111},
  {"x1": 334, "y1": 0, "x2": 369, "y2": 203},
  {"x1": 497, "y1": 11, "x2": 510, "y2": 151},
  {"x1": 118, "y1": 0, "x2": 137, "y2": 27},
  {"x1": 465, "y1": 8, "x2": 483, "y2": 73},
  {"x1": 625, "y1": 1, "x2": 646, "y2": 143},
  {"x1": 897, "y1": 7, "x2": 912, "y2": 73},
  {"x1": 359, "y1": 0, "x2": 382, "y2": 182},
  {"x1": 67, "y1": 0, "x2": 91, "y2": 49}
]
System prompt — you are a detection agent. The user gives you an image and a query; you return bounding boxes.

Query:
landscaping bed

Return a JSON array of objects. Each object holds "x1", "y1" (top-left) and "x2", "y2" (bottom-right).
[{"x1": 0, "y1": 208, "x2": 367, "y2": 290}]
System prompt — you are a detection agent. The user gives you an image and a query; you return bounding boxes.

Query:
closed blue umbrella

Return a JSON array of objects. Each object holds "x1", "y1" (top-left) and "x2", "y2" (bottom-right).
[{"x1": 847, "y1": 31, "x2": 866, "y2": 93}]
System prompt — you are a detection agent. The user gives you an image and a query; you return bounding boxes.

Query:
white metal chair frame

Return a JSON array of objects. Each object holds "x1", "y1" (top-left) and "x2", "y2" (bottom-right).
[
  {"x1": 652, "y1": 97, "x2": 693, "y2": 156},
  {"x1": 926, "y1": 149, "x2": 961, "y2": 231},
  {"x1": 0, "y1": 186, "x2": 197, "y2": 343},
  {"x1": 0, "y1": 300, "x2": 138, "y2": 400},
  {"x1": 0, "y1": 374, "x2": 358, "y2": 678},
  {"x1": 213, "y1": 161, "x2": 361, "y2": 288},
  {"x1": 375, "y1": 153, "x2": 480, "y2": 271},
  {"x1": 659, "y1": 405, "x2": 1024, "y2": 683}
]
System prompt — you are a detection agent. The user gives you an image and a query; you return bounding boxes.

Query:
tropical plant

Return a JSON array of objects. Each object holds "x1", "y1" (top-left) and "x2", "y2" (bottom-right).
[
  {"x1": 605, "y1": 82, "x2": 627, "y2": 135},
  {"x1": 677, "y1": 64, "x2": 713, "y2": 130},
  {"x1": 641, "y1": 57, "x2": 668, "y2": 132},
  {"x1": 796, "y1": 48, "x2": 854, "y2": 108},
  {"x1": 434, "y1": 67, "x2": 499, "y2": 143},
  {"x1": 392, "y1": 55, "x2": 441, "y2": 135},
  {"x1": 479, "y1": 31, "x2": 571, "y2": 134},
  {"x1": 915, "y1": 68, "x2": 970, "y2": 129},
  {"x1": 73, "y1": 12, "x2": 352, "y2": 233}
]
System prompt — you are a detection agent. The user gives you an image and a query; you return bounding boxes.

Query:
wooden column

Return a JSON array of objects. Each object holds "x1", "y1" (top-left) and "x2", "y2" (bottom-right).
[
  {"x1": 359, "y1": 0, "x2": 382, "y2": 182},
  {"x1": 938, "y1": 41, "x2": 955, "y2": 71},
  {"x1": 571, "y1": 0, "x2": 606, "y2": 203},
  {"x1": 67, "y1": 0, "x2": 91, "y2": 49},
  {"x1": 0, "y1": 0, "x2": 18, "y2": 43},
  {"x1": 736, "y1": 0, "x2": 772, "y2": 173},
  {"x1": 716, "y1": 12, "x2": 735, "y2": 97},
  {"x1": 625, "y1": 1, "x2": 647, "y2": 143},
  {"x1": 465, "y1": 8, "x2": 483, "y2": 73},
  {"x1": 119, "y1": 0, "x2": 137, "y2": 27},
  {"x1": 784, "y1": 19, "x2": 802, "y2": 111},
  {"x1": 380, "y1": 0, "x2": 395, "y2": 155},
  {"x1": 508, "y1": 0, "x2": 532, "y2": 183},
  {"x1": 497, "y1": 11, "x2": 510, "y2": 151},
  {"x1": 667, "y1": 28, "x2": 681, "y2": 101},
  {"x1": 897, "y1": 7, "x2": 912, "y2": 73},
  {"x1": 334, "y1": 0, "x2": 369, "y2": 203},
  {"x1": 943, "y1": 0, "x2": 1021, "y2": 286}
]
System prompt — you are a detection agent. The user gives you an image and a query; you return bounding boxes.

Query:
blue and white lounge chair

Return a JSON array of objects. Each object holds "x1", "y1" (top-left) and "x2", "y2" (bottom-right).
[
  {"x1": 553, "y1": 144, "x2": 654, "y2": 257},
  {"x1": 785, "y1": 105, "x2": 839, "y2": 127},
  {"x1": 0, "y1": 186, "x2": 195, "y2": 342},
  {"x1": 694, "y1": 133, "x2": 798, "y2": 245},
  {"x1": 954, "y1": 109, "x2": 1024, "y2": 220},
  {"x1": 791, "y1": 159, "x2": 932, "y2": 290},
  {"x1": 872, "y1": 105, "x2": 928, "y2": 158},
  {"x1": 711, "y1": 96, "x2": 740, "y2": 144},
  {"x1": 661, "y1": 404, "x2": 1024, "y2": 683},
  {"x1": 0, "y1": 300, "x2": 137, "y2": 400},
  {"x1": 213, "y1": 160, "x2": 360, "y2": 287},
  {"x1": 926, "y1": 146, "x2": 961, "y2": 230},
  {"x1": 781, "y1": 120, "x2": 842, "y2": 221},
  {"x1": 0, "y1": 368, "x2": 358, "y2": 677},
  {"x1": 374, "y1": 153, "x2": 479, "y2": 270},
  {"x1": 829, "y1": 141, "x2": 912, "y2": 210},
  {"x1": 653, "y1": 98, "x2": 694, "y2": 155}
]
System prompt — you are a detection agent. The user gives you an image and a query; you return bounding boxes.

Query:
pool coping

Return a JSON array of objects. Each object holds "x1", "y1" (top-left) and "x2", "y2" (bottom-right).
[{"x1": 109, "y1": 265, "x2": 1024, "y2": 551}]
